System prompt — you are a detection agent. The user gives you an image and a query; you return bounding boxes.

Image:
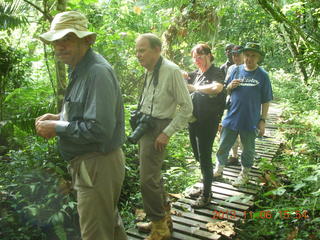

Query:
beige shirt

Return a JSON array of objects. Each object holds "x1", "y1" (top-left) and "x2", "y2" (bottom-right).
[{"x1": 140, "y1": 58, "x2": 193, "y2": 137}]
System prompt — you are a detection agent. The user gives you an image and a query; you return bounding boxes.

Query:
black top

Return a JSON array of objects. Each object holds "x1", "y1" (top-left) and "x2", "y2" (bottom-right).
[{"x1": 188, "y1": 65, "x2": 226, "y2": 120}]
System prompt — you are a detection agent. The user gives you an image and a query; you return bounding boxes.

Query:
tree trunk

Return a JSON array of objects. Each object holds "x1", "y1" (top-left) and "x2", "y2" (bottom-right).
[{"x1": 279, "y1": 24, "x2": 309, "y2": 84}]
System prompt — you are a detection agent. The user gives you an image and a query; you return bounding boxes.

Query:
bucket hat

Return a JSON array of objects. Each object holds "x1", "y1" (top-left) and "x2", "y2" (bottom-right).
[
  {"x1": 39, "y1": 11, "x2": 96, "y2": 44},
  {"x1": 242, "y1": 42, "x2": 264, "y2": 56}
]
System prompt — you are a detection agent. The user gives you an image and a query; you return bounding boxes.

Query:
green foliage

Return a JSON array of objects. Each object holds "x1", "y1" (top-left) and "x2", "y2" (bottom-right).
[
  {"x1": 0, "y1": 135, "x2": 80, "y2": 240},
  {"x1": 0, "y1": 0, "x2": 28, "y2": 30},
  {"x1": 4, "y1": 84, "x2": 55, "y2": 134},
  {"x1": 257, "y1": 0, "x2": 320, "y2": 81},
  {"x1": 67, "y1": 0, "x2": 151, "y2": 102},
  {"x1": 0, "y1": 40, "x2": 32, "y2": 124}
]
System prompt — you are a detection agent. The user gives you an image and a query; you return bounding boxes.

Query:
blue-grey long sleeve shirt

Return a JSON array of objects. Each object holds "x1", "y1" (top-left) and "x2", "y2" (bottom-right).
[{"x1": 55, "y1": 48, "x2": 125, "y2": 161}]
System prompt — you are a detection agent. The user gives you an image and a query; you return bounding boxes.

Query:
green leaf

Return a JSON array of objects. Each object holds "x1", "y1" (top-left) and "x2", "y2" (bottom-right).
[
  {"x1": 293, "y1": 182, "x2": 306, "y2": 191},
  {"x1": 304, "y1": 175, "x2": 318, "y2": 182}
]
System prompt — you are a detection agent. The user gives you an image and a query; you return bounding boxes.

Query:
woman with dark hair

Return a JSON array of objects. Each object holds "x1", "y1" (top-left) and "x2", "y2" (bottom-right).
[{"x1": 185, "y1": 43, "x2": 226, "y2": 208}]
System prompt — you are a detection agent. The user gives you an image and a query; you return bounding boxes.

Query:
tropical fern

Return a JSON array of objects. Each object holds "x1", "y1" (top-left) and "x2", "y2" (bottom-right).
[{"x1": 0, "y1": 0, "x2": 27, "y2": 30}]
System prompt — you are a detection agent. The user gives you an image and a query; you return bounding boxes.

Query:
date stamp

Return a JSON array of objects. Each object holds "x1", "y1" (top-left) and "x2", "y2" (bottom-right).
[{"x1": 212, "y1": 210, "x2": 310, "y2": 220}]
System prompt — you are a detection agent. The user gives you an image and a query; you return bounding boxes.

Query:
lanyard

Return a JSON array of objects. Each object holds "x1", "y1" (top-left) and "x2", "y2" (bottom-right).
[{"x1": 137, "y1": 56, "x2": 163, "y2": 116}]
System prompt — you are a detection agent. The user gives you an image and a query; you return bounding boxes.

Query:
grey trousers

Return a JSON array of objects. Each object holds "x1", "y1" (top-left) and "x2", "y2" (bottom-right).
[
  {"x1": 139, "y1": 118, "x2": 171, "y2": 221},
  {"x1": 69, "y1": 149, "x2": 127, "y2": 240}
]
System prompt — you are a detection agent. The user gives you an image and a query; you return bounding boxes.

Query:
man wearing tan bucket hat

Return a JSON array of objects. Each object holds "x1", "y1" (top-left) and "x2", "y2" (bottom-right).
[{"x1": 35, "y1": 11, "x2": 127, "y2": 240}]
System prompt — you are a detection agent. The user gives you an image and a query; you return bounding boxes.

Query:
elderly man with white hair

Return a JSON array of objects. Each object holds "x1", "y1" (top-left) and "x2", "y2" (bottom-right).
[
  {"x1": 214, "y1": 42, "x2": 273, "y2": 186},
  {"x1": 35, "y1": 11, "x2": 127, "y2": 240}
]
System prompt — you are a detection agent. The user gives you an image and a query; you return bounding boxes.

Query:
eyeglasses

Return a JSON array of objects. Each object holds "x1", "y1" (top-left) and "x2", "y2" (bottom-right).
[{"x1": 192, "y1": 54, "x2": 206, "y2": 61}]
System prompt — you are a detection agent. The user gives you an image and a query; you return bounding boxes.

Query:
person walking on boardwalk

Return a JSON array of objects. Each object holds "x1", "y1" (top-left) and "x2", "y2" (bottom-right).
[
  {"x1": 35, "y1": 11, "x2": 127, "y2": 240},
  {"x1": 134, "y1": 33, "x2": 193, "y2": 239},
  {"x1": 214, "y1": 42, "x2": 273, "y2": 186},
  {"x1": 184, "y1": 43, "x2": 226, "y2": 208}
]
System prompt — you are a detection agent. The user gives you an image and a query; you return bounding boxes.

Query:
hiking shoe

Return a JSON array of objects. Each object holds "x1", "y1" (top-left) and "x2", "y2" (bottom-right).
[
  {"x1": 145, "y1": 217, "x2": 171, "y2": 240},
  {"x1": 137, "y1": 204, "x2": 173, "y2": 234},
  {"x1": 213, "y1": 164, "x2": 224, "y2": 178},
  {"x1": 233, "y1": 167, "x2": 250, "y2": 186},
  {"x1": 192, "y1": 195, "x2": 212, "y2": 209},
  {"x1": 189, "y1": 187, "x2": 203, "y2": 198}
]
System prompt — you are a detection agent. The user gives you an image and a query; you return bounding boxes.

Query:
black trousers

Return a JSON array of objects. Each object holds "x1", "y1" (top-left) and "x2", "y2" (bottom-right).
[{"x1": 188, "y1": 114, "x2": 221, "y2": 197}]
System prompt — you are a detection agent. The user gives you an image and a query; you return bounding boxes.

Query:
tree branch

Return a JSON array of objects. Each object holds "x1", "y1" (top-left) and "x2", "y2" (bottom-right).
[
  {"x1": 22, "y1": 0, "x2": 52, "y2": 22},
  {"x1": 257, "y1": 0, "x2": 320, "y2": 44}
]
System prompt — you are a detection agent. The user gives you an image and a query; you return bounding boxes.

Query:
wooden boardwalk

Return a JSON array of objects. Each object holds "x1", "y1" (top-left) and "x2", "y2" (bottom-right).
[{"x1": 127, "y1": 104, "x2": 282, "y2": 240}]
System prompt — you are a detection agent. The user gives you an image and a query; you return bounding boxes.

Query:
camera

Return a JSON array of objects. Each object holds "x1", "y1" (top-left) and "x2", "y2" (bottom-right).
[
  {"x1": 129, "y1": 110, "x2": 143, "y2": 130},
  {"x1": 128, "y1": 112, "x2": 155, "y2": 144}
]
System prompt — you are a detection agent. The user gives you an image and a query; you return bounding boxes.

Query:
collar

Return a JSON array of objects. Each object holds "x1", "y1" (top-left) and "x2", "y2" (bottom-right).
[
  {"x1": 69, "y1": 48, "x2": 94, "y2": 78},
  {"x1": 196, "y1": 64, "x2": 215, "y2": 75}
]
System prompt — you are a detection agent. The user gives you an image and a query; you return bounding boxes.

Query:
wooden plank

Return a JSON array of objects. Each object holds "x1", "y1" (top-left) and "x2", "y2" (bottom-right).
[
  {"x1": 185, "y1": 191, "x2": 250, "y2": 211},
  {"x1": 222, "y1": 170, "x2": 260, "y2": 183},
  {"x1": 211, "y1": 191, "x2": 254, "y2": 207},
  {"x1": 255, "y1": 149, "x2": 278, "y2": 156},
  {"x1": 256, "y1": 142, "x2": 279, "y2": 149},
  {"x1": 171, "y1": 215, "x2": 234, "y2": 239},
  {"x1": 212, "y1": 181, "x2": 259, "y2": 195},
  {"x1": 219, "y1": 175, "x2": 260, "y2": 188},
  {"x1": 210, "y1": 185, "x2": 254, "y2": 200},
  {"x1": 173, "y1": 221, "x2": 222, "y2": 240},
  {"x1": 173, "y1": 201, "x2": 242, "y2": 222},
  {"x1": 127, "y1": 228, "x2": 145, "y2": 239},
  {"x1": 193, "y1": 181, "x2": 259, "y2": 195},
  {"x1": 224, "y1": 167, "x2": 262, "y2": 177},
  {"x1": 172, "y1": 206, "x2": 220, "y2": 224},
  {"x1": 225, "y1": 166, "x2": 263, "y2": 179},
  {"x1": 255, "y1": 147, "x2": 278, "y2": 153}
]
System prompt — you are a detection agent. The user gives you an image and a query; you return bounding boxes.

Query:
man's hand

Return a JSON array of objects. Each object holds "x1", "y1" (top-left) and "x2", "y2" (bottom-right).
[
  {"x1": 257, "y1": 120, "x2": 266, "y2": 137},
  {"x1": 154, "y1": 132, "x2": 170, "y2": 152},
  {"x1": 227, "y1": 79, "x2": 241, "y2": 91},
  {"x1": 36, "y1": 113, "x2": 60, "y2": 123},
  {"x1": 35, "y1": 120, "x2": 58, "y2": 139}
]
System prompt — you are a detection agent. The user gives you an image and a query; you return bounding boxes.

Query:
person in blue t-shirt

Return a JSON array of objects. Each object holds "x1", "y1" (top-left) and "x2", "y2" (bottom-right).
[{"x1": 214, "y1": 42, "x2": 273, "y2": 186}]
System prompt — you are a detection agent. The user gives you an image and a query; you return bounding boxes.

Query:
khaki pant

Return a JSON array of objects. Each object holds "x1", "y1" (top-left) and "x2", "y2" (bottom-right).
[
  {"x1": 69, "y1": 149, "x2": 127, "y2": 240},
  {"x1": 139, "y1": 118, "x2": 171, "y2": 221}
]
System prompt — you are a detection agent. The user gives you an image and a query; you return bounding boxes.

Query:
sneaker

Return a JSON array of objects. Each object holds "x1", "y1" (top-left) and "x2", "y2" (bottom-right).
[
  {"x1": 213, "y1": 164, "x2": 224, "y2": 178},
  {"x1": 233, "y1": 167, "x2": 250, "y2": 186},
  {"x1": 137, "y1": 221, "x2": 152, "y2": 233},
  {"x1": 192, "y1": 195, "x2": 212, "y2": 209},
  {"x1": 227, "y1": 156, "x2": 239, "y2": 166},
  {"x1": 189, "y1": 187, "x2": 202, "y2": 198}
]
